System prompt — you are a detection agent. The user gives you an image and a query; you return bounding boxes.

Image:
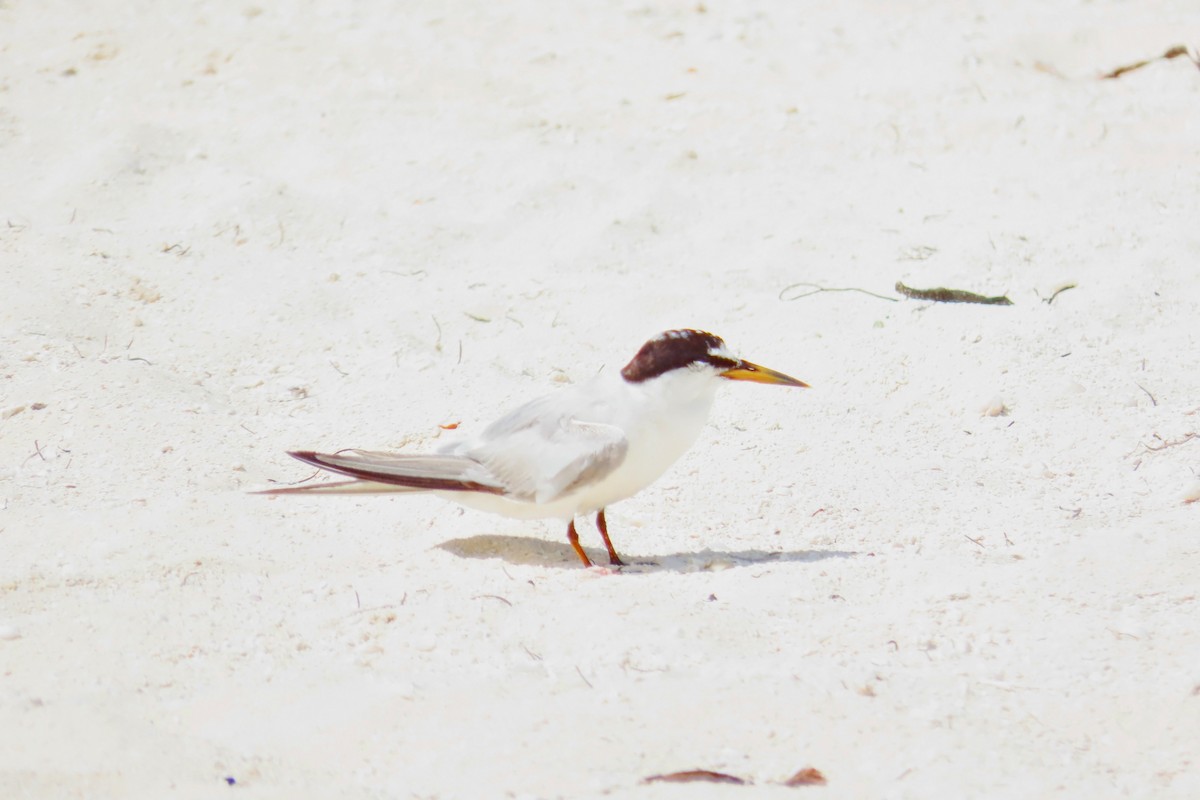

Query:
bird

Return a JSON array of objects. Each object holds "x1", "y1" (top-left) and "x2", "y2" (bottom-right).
[{"x1": 260, "y1": 329, "x2": 808, "y2": 567}]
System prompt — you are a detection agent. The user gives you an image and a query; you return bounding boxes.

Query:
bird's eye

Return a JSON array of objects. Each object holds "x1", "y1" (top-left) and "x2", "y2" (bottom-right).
[{"x1": 706, "y1": 355, "x2": 740, "y2": 371}]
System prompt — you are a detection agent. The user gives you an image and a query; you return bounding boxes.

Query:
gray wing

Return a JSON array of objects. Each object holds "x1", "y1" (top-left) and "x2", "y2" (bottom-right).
[
  {"x1": 447, "y1": 389, "x2": 629, "y2": 504},
  {"x1": 468, "y1": 418, "x2": 628, "y2": 504}
]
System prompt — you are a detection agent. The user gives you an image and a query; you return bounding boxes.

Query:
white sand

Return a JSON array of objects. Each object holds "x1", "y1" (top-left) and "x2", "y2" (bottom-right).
[{"x1": 3, "y1": 1, "x2": 1199, "y2": 796}]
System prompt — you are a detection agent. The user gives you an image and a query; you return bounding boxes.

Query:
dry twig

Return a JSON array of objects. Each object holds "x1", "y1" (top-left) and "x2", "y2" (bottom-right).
[
  {"x1": 895, "y1": 281, "x2": 1013, "y2": 305},
  {"x1": 645, "y1": 770, "x2": 746, "y2": 785},
  {"x1": 1142, "y1": 433, "x2": 1197, "y2": 452},
  {"x1": 779, "y1": 282, "x2": 897, "y2": 303},
  {"x1": 1102, "y1": 45, "x2": 1198, "y2": 79},
  {"x1": 1041, "y1": 283, "x2": 1077, "y2": 305}
]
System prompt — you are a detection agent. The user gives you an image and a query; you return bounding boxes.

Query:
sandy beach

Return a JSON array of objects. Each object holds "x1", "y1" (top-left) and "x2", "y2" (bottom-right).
[{"x1": 2, "y1": 1, "x2": 1199, "y2": 796}]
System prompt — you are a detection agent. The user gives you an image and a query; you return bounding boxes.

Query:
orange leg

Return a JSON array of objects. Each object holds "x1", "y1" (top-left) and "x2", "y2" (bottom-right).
[
  {"x1": 596, "y1": 509, "x2": 626, "y2": 566},
  {"x1": 566, "y1": 520, "x2": 593, "y2": 567}
]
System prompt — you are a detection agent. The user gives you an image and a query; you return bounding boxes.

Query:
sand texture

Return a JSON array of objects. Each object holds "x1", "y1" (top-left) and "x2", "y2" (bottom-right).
[{"x1": 2, "y1": 1, "x2": 1199, "y2": 797}]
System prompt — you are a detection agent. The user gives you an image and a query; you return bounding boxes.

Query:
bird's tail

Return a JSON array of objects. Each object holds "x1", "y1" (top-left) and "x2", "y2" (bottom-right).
[
  {"x1": 256, "y1": 479, "x2": 426, "y2": 496},
  {"x1": 255, "y1": 449, "x2": 505, "y2": 496}
]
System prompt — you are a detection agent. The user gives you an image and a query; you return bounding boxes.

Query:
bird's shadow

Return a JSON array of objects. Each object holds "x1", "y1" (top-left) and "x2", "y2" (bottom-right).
[{"x1": 436, "y1": 534, "x2": 856, "y2": 573}]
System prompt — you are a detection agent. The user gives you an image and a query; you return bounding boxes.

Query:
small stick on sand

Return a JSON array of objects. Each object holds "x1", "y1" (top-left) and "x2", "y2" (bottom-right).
[
  {"x1": 644, "y1": 770, "x2": 747, "y2": 785},
  {"x1": 895, "y1": 281, "x2": 1013, "y2": 305},
  {"x1": 1134, "y1": 383, "x2": 1157, "y2": 407},
  {"x1": 1142, "y1": 433, "x2": 1197, "y2": 452},
  {"x1": 779, "y1": 282, "x2": 898, "y2": 302},
  {"x1": 1101, "y1": 45, "x2": 1198, "y2": 80},
  {"x1": 1041, "y1": 283, "x2": 1077, "y2": 305}
]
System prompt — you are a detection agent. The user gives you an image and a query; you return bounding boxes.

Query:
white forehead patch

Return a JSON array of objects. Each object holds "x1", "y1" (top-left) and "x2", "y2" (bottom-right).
[{"x1": 707, "y1": 343, "x2": 737, "y2": 362}]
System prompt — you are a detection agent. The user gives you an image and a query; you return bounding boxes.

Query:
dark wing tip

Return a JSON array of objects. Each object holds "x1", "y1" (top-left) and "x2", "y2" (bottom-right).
[{"x1": 280, "y1": 449, "x2": 505, "y2": 495}]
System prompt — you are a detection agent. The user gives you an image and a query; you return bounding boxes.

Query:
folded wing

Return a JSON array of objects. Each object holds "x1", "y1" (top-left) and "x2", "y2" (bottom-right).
[{"x1": 467, "y1": 418, "x2": 628, "y2": 504}]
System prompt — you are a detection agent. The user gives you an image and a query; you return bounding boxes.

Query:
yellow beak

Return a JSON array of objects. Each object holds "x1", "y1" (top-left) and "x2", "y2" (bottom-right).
[{"x1": 720, "y1": 360, "x2": 809, "y2": 388}]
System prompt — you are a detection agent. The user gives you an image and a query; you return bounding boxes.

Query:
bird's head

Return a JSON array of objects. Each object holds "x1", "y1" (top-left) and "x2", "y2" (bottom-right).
[{"x1": 620, "y1": 329, "x2": 809, "y2": 388}]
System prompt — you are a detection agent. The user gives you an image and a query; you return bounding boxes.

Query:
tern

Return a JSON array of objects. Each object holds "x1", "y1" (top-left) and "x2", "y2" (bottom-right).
[{"x1": 262, "y1": 329, "x2": 808, "y2": 567}]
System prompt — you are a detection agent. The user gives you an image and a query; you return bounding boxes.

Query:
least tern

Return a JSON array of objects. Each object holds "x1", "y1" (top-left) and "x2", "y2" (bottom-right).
[{"x1": 262, "y1": 329, "x2": 808, "y2": 567}]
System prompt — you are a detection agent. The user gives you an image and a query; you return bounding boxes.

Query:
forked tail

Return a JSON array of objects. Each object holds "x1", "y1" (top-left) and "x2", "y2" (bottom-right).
[{"x1": 256, "y1": 450, "x2": 506, "y2": 495}]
